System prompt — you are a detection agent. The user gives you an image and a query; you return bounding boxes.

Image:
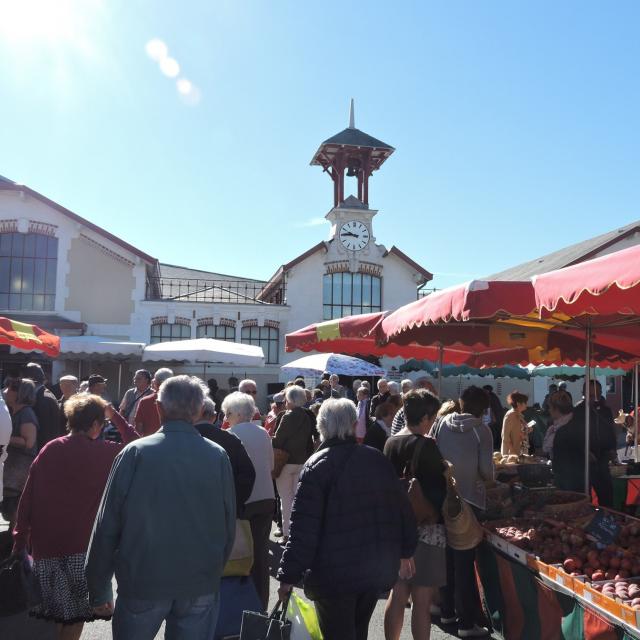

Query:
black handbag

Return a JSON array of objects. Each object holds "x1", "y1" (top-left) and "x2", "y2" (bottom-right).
[
  {"x1": 240, "y1": 592, "x2": 291, "y2": 640},
  {"x1": 3, "y1": 445, "x2": 35, "y2": 495},
  {"x1": 0, "y1": 551, "x2": 41, "y2": 617}
]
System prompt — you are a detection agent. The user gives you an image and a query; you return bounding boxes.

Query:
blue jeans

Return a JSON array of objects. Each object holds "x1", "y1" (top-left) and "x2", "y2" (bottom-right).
[{"x1": 113, "y1": 592, "x2": 219, "y2": 640}]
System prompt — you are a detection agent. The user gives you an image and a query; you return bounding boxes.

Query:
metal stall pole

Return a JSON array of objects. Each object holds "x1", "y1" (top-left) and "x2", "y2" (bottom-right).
[
  {"x1": 117, "y1": 363, "x2": 122, "y2": 403},
  {"x1": 437, "y1": 344, "x2": 444, "y2": 398},
  {"x1": 584, "y1": 318, "x2": 592, "y2": 496},
  {"x1": 634, "y1": 361, "x2": 639, "y2": 462}
]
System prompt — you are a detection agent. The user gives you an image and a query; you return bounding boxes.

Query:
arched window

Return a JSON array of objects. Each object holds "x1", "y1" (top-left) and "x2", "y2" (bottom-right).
[
  {"x1": 196, "y1": 324, "x2": 236, "y2": 342},
  {"x1": 150, "y1": 322, "x2": 191, "y2": 344},
  {"x1": 0, "y1": 232, "x2": 58, "y2": 311},
  {"x1": 241, "y1": 325, "x2": 279, "y2": 364},
  {"x1": 322, "y1": 272, "x2": 381, "y2": 320}
]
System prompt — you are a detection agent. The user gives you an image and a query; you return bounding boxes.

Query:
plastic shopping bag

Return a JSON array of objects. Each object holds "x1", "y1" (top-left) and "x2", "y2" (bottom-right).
[
  {"x1": 287, "y1": 592, "x2": 323, "y2": 640},
  {"x1": 223, "y1": 519, "x2": 254, "y2": 577}
]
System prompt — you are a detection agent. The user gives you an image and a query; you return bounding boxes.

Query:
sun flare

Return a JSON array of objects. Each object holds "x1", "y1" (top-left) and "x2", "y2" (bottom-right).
[{"x1": 0, "y1": 0, "x2": 87, "y2": 43}]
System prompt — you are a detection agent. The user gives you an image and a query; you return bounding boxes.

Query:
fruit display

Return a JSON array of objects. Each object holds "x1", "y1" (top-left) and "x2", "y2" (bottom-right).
[
  {"x1": 484, "y1": 502, "x2": 640, "y2": 631},
  {"x1": 493, "y1": 455, "x2": 553, "y2": 487},
  {"x1": 522, "y1": 489, "x2": 593, "y2": 523},
  {"x1": 493, "y1": 453, "x2": 549, "y2": 466},
  {"x1": 591, "y1": 580, "x2": 640, "y2": 609},
  {"x1": 487, "y1": 515, "x2": 640, "y2": 579},
  {"x1": 494, "y1": 452, "x2": 520, "y2": 465},
  {"x1": 484, "y1": 481, "x2": 514, "y2": 520}
]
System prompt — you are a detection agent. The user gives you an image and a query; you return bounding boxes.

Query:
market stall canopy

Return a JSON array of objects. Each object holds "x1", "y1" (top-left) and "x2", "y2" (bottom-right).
[
  {"x1": 529, "y1": 244, "x2": 640, "y2": 486},
  {"x1": 0, "y1": 317, "x2": 60, "y2": 357},
  {"x1": 534, "y1": 244, "x2": 640, "y2": 318},
  {"x1": 285, "y1": 312, "x2": 515, "y2": 362},
  {"x1": 378, "y1": 276, "x2": 640, "y2": 368},
  {"x1": 382, "y1": 280, "x2": 537, "y2": 338},
  {"x1": 58, "y1": 335, "x2": 145, "y2": 358},
  {"x1": 143, "y1": 338, "x2": 265, "y2": 367},
  {"x1": 400, "y1": 359, "x2": 530, "y2": 379},
  {"x1": 287, "y1": 311, "x2": 639, "y2": 369},
  {"x1": 285, "y1": 312, "x2": 393, "y2": 356},
  {"x1": 282, "y1": 352, "x2": 385, "y2": 378},
  {"x1": 531, "y1": 364, "x2": 626, "y2": 378}
]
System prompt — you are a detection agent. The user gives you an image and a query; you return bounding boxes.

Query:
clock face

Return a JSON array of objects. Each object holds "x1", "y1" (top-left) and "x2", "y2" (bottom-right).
[{"x1": 339, "y1": 220, "x2": 370, "y2": 251}]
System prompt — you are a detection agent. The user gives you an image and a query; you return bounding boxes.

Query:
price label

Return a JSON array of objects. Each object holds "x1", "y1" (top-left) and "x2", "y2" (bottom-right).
[
  {"x1": 585, "y1": 511, "x2": 621, "y2": 546},
  {"x1": 584, "y1": 590, "x2": 593, "y2": 603}
]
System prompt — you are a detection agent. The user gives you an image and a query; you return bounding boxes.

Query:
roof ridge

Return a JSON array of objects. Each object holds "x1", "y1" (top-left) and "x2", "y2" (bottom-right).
[
  {"x1": 0, "y1": 181, "x2": 158, "y2": 265},
  {"x1": 159, "y1": 262, "x2": 267, "y2": 282},
  {"x1": 488, "y1": 218, "x2": 640, "y2": 280}
]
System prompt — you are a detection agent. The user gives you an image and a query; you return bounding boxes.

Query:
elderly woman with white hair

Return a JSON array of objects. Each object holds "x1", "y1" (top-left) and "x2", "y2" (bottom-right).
[
  {"x1": 272, "y1": 385, "x2": 317, "y2": 542},
  {"x1": 277, "y1": 398, "x2": 417, "y2": 640},
  {"x1": 224, "y1": 391, "x2": 274, "y2": 610}
]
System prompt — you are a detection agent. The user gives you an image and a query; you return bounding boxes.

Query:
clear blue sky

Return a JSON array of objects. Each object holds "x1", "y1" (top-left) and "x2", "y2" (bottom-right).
[{"x1": 1, "y1": 1, "x2": 639, "y2": 288}]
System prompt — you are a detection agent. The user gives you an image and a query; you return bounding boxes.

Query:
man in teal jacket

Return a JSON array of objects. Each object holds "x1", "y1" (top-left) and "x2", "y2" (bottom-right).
[{"x1": 86, "y1": 375, "x2": 236, "y2": 639}]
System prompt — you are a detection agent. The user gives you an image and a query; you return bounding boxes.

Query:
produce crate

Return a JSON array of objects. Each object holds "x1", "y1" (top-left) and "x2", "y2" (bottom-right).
[
  {"x1": 483, "y1": 528, "x2": 534, "y2": 567},
  {"x1": 620, "y1": 603, "x2": 640, "y2": 629},
  {"x1": 546, "y1": 564, "x2": 587, "y2": 591},
  {"x1": 583, "y1": 582, "x2": 624, "y2": 619}
]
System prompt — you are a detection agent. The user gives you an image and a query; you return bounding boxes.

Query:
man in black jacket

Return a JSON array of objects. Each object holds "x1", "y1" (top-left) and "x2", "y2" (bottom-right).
[
  {"x1": 194, "y1": 397, "x2": 255, "y2": 512},
  {"x1": 574, "y1": 380, "x2": 617, "y2": 507},
  {"x1": 277, "y1": 398, "x2": 417, "y2": 640},
  {"x1": 22, "y1": 362, "x2": 61, "y2": 450}
]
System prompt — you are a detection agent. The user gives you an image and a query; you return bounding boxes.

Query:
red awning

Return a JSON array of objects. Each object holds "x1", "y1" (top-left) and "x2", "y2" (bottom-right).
[
  {"x1": 534, "y1": 244, "x2": 640, "y2": 317},
  {"x1": 0, "y1": 317, "x2": 60, "y2": 357},
  {"x1": 381, "y1": 280, "x2": 536, "y2": 338}
]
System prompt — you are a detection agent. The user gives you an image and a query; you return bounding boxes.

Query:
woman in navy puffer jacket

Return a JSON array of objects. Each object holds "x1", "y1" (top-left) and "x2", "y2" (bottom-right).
[{"x1": 277, "y1": 398, "x2": 417, "y2": 640}]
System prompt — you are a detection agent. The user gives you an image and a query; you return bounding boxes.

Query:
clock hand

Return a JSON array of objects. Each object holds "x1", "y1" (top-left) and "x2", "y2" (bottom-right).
[{"x1": 341, "y1": 232, "x2": 358, "y2": 238}]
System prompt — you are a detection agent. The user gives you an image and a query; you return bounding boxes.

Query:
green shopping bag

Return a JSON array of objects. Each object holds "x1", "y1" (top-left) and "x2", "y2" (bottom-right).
[{"x1": 287, "y1": 592, "x2": 323, "y2": 640}]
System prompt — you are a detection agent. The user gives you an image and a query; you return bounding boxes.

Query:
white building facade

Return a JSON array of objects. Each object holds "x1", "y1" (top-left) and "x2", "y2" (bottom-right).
[{"x1": 0, "y1": 111, "x2": 432, "y2": 405}]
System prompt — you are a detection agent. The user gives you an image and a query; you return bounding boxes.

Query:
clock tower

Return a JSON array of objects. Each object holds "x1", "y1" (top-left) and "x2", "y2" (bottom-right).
[{"x1": 310, "y1": 99, "x2": 395, "y2": 209}]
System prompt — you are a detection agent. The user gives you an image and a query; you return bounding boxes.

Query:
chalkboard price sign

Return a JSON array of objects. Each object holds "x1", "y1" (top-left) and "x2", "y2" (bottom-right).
[{"x1": 585, "y1": 511, "x2": 621, "y2": 546}]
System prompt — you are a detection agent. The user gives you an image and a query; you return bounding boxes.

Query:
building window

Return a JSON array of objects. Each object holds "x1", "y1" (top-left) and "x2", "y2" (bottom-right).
[
  {"x1": 196, "y1": 324, "x2": 236, "y2": 341},
  {"x1": 0, "y1": 232, "x2": 58, "y2": 311},
  {"x1": 241, "y1": 325, "x2": 279, "y2": 364},
  {"x1": 322, "y1": 272, "x2": 382, "y2": 320},
  {"x1": 150, "y1": 323, "x2": 191, "y2": 344}
]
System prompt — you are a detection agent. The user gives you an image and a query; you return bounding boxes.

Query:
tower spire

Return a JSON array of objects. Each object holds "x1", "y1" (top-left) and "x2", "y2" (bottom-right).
[{"x1": 348, "y1": 98, "x2": 355, "y2": 129}]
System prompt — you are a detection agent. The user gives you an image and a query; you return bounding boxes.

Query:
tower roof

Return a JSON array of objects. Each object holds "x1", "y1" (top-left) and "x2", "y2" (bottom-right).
[
  {"x1": 310, "y1": 100, "x2": 395, "y2": 167},
  {"x1": 311, "y1": 101, "x2": 395, "y2": 206},
  {"x1": 310, "y1": 126, "x2": 395, "y2": 169},
  {"x1": 314, "y1": 126, "x2": 394, "y2": 153}
]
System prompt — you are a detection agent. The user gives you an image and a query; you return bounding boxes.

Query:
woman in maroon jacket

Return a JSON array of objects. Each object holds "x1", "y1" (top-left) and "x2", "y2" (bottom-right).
[{"x1": 12, "y1": 394, "x2": 137, "y2": 640}]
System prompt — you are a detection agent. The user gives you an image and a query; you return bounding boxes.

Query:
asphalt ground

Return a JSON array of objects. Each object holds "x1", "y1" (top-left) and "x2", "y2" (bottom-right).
[{"x1": 0, "y1": 517, "x2": 472, "y2": 640}]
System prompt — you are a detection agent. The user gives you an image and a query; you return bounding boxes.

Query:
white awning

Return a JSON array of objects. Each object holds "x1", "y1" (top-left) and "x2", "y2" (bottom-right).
[
  {"x1": 59, "y1": 335, "x2": 146, "y2": 358},
  {"x1": 142, "y1": 338, "x2": 265, "y2": 367}
]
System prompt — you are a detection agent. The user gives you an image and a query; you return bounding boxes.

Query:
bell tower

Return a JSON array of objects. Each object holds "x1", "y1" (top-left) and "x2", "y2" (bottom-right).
[{"x1": 310, "y1": 100, "x2": 395, "y2": 208}]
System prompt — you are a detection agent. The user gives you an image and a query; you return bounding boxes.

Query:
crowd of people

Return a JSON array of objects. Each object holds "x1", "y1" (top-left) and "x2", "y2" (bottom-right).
[{"x1": 0, "y1": 363, "x2": 622, "y2": 640}]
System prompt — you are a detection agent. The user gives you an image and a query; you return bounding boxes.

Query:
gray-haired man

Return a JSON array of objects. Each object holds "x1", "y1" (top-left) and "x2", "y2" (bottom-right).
[{"x1": 86, "y1": 375, "x2": 235, "y2": 638}]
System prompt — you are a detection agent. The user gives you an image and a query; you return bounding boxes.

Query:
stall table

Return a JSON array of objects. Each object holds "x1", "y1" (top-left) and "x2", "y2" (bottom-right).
[{"x1": 477, "y1": 542, "x2": 640, "y2": 640}]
